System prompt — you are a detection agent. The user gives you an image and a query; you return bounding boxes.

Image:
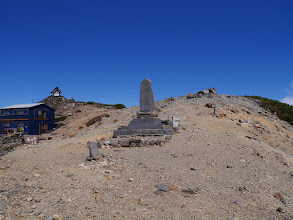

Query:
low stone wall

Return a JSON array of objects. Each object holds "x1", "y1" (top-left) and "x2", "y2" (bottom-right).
[{"x1": 100, "y1": 135, "x2": 172, "y2": 149}]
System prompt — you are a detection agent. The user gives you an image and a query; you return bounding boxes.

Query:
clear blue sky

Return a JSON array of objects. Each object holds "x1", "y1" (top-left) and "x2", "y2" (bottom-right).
[{"x1": 1, "y1": 0, "x2": 293, "y2": 107}]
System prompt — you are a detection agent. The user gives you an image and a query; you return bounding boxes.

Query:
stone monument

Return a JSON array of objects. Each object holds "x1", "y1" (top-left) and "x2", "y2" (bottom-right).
[{"x1": 113, "y1": 79, "x2": 174, "y2": 137}]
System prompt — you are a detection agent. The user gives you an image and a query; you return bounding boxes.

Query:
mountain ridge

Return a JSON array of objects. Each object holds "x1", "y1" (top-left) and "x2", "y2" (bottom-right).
[{"x1": 0, "y1": 92, "x2": 293, "y2": 219}]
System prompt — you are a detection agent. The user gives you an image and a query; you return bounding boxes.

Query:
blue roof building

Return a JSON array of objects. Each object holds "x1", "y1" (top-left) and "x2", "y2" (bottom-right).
[{"x1": 0, "y1": 103, "x2": 55, "y2": 135}]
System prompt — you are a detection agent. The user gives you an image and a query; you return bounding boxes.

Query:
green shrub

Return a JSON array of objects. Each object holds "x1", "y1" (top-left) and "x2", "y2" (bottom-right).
[
  {"x1": 86, "y1": 101, "x2": 126, "y2": 109},
  {"x1": 113, "y1": 104, "x2": 126, "y2": 109},
  {"x1": 55, "y1": 116, "x2": 68, "y2": 122},
  {"x1": 76, "y1": 110, "x2": 81, "y2": 113},
  {"x1": 3, "y1": 146, "x2": 15, "y2": 151},
  {"x1": 246, "y1": 96, "x2": 293, "y2": 126}
]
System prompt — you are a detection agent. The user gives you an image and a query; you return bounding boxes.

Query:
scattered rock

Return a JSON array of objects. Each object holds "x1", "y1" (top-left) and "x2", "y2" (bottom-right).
[
  {"x1": 234, "y1": 200, "x2": 244, "y2": 205},
  {"x1": 110, "y1": 139, "x2": 119, "y2": 147},
  {"x1": 138, "y1": 198, "x2": 143, "y2": 205},
  {"x1": 198, "y1": 88, "x2": 217, "y2": 95},
  {"x1": 157, "y1": 184, "x2": 170, "y2": 192},
  {"x1": 118, "y1": 138, "x2": 130, "y2": 147},
  {"x1": 85, "y1": 114, "x2": 109, "y2": 127},
  {"x1": 86, "y1": 156, "x2": 93, "y2": 161},
  {"x1": 26, "y1": 181, "x2": 37, "y2": 188},
  {"x1": 238, "y1": 187, "x2": 245, "y2": 193},
  {"x1": 154, "y1": 190, "x2": 162, "y2": 195},
  {"x1": 26, "y1": 197, "x2": 33, "y2": 202},
  {"x1": 276, "y1": 207, "x2": 285, "y2": 213},
  {"x1": 274, "y1": 192, "x2": 283, "y2": 200},
  {"x1": 52, "y1": 214, "x2": 60, "y2": 220},
  {"x1": 33, "y1": 210, "x2": 41, "y2": 216},
  {"x1": 181, "y1": 188, "x2": 199, "y2": 196},
  {"x1": 217, "y1": 114, "x2": 226, "y2": 118},
  {"x1": 205, "y1": 102, "x2": 214, "y2": 108},
  {"x1": 186, "y1": 93, "x2": 196, "y2": 99}
]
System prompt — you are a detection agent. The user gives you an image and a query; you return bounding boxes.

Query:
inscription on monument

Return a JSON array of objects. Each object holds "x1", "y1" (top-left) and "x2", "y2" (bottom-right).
[{"x1": 140, "y1": 78, "x2": 155, "y2": 112}]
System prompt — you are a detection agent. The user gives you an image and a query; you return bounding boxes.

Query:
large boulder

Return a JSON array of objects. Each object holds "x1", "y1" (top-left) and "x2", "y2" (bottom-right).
[{"x1": 186, "y1": 93, "x2": 196, "y2": 99}]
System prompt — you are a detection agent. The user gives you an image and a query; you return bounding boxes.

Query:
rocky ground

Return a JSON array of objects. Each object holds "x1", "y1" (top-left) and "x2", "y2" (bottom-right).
[
  {"x1": 1, "y1": 93, "x2": 293, "y2": 220},
  {"x1": 0, "y1": 136, "x2": 23, "y2": 157}
]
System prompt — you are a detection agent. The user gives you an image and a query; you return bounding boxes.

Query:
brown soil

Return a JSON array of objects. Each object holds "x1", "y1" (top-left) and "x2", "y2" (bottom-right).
[{"x1": 1, "y1": 95, "x2": 293, "y2": 219}]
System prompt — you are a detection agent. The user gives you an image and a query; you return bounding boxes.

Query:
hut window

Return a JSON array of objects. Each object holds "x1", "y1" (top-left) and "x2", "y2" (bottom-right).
[
  {"x1": 0, "y1": 110, "x2": 3, "y2": 116},
  {"x1": 4, "y1": 122, "x2": 11, "y2": 128},
  {"x1": 18, "y1": 109, "x2": 28, "y2": 115},
  {"x1": 38, "y1": 110, "x2": 46, "y2": 119}
]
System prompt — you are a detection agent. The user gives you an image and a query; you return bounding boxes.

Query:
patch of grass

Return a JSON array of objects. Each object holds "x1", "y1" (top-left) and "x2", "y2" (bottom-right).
[
  {"x1": 86, "y1": 101, "x2": 126, "y2": 109},
  {"x1": 76, "y1": 109, "x2": 81, "y2": 113},
  {"x1": 246, "y1": 96, "x2": 293, "y2": 126},
  {"x1": 3, "y1": 145, "x2": 15, "y2": 151},
  {"x1": 55, "y1": 116, "x2": 68, "y2": 122},
  {"x1": 112, "y1": 104, "x2": 126, "y2": 109}
]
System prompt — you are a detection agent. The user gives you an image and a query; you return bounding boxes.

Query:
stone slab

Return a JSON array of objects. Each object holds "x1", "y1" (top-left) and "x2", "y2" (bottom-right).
[
  {"x1": 24, "y1": 135, "x2": 39, "y2": 144},
  {"x1": 88, "y1": 141, "x2": 100, "y2": 158},
  {"x1": 172, "y1": 117, "x2": 180, "y2": 128},
  {"x1": 113, "y1": 128, "x2": 174, "y2": 137},
  {"x1": 128, "y1": 118, "x2": 163, "y2": 129},
  {"x1": 137, "y1": 111, "x2": 158, "y2": 118}
]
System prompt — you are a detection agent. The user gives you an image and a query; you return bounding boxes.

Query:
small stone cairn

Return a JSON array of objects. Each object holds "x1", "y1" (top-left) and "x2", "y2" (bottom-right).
[{"x1": 186, "y1": 88, "x2": 217, "y2": 99}]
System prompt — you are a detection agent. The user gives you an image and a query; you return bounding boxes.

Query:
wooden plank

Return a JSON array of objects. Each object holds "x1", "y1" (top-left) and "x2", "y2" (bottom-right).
[{"x1": 0, "y1": 119, "x2": 29, "y2": 121}]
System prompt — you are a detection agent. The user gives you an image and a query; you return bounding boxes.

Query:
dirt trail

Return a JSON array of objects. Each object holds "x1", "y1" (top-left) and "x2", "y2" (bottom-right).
[{"x1": 1, "y1": 95, "x2": 293, "y2": 219}]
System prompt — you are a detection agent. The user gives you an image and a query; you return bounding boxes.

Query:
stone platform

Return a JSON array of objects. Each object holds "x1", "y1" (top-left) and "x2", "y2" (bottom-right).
[{"x1": 113, "y1": 127, "x2": 174, "y2": 137}]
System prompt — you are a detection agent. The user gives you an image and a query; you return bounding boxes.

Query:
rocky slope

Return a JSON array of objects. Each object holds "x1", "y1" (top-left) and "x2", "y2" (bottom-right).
[{"x1": 1, "y1": 93, "x2": 293, "y2": 220}]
